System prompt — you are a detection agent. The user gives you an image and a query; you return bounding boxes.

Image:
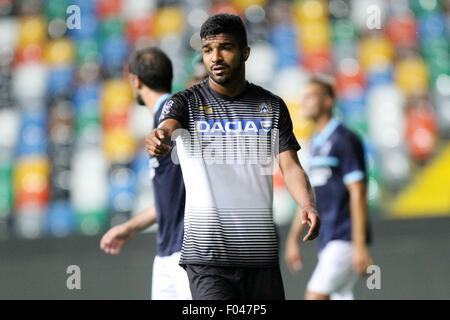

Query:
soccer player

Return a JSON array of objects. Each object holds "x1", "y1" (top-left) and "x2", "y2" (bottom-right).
[
  {"x1": 145, "y1": 14, "x2": 320, "y2": 300},
  {"x1": 100, "y1": 47, "x2": 191, "y2": 300},
  {"x1": 284, "y1": 77, "x2": 373, "y2": 300}
]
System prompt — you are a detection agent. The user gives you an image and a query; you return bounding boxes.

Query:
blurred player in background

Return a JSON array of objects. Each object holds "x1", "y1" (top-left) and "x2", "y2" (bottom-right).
[
  {"x1": 285, "y1": 77, "x2": 373, "y2": 300},
  {"x1": 186, "y1": 57, "x2": 209, "y2": 87},
  {"x1": 100, "y1": 47, "x2": 191, "y2": 300},
  {"x1": 146, "y1": 14, "x2": 320, "y2": 300}
]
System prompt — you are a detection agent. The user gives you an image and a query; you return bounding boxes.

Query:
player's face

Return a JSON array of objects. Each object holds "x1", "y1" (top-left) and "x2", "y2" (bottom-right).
[
  {"x1": 136, "y1": 93, "x2": 145, "y2": 106},
  {"x1": 202, "y1": 33, "x2": 249, "y2": 85},
  {"x1": 130, "y1": 74, "x2": 145, "y2": 106},
  {"x1": 301, "y1": 83, "x2": 328, "y2": 120}
]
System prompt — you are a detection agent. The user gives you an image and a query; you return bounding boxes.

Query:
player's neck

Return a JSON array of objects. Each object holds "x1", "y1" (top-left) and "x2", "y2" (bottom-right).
[
  {"x1": 315, "y1": 114, "x2": 333, "y2": 133},
  {"x1": 208, "y1": 74, "x2": 246, "y2": 98},
  {"x1": 144, "y1": 90, "x2": 170, "y2": 113}
]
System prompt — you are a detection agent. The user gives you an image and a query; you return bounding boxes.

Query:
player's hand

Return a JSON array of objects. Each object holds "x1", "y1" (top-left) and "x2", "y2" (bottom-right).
[
  {"x1": 301, "y1": 205, "x2": 320, "y2": 241},
  {"x1": 352, "y1": 245, "x2": 373, "y2": 275},
  {"x1": 285, "y1": 238, "x2": 303, "y2": 274},
  {"x1": 145, "y1": 129, "x2": 171, "y2": 157},
  {"x1": 100, "y1": 224, "x2": 136, "y2": 255}
]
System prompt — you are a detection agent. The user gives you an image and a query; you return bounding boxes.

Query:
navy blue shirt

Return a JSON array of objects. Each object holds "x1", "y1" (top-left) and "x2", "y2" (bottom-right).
[
  {"x1": 150, "y1": 94, "x2": 185, "y2": 257},
  {"x1": 308, "y1": 118, "x2": 372, "y2": 250}
]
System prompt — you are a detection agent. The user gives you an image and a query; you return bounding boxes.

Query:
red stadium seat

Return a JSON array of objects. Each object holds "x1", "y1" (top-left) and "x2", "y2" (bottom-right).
[{"x1": 406, "y1": 103, "x2": 438, "y2": 161}]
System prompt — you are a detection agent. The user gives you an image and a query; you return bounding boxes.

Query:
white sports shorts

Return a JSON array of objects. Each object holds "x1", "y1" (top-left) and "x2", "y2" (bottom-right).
[
  {"x1": 307, "y1": 240, "x2": 359, "y2": 300},
  {"x1": 151, "y1": 251, "x2": 192, "y2": 300}
]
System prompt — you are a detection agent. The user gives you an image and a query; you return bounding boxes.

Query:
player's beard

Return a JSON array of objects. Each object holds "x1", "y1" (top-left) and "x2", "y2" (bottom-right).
[
  {"x1": 136, "y1": 93, "x2": 145, "y2": 106},
  {"x1": 208, "y1": 55, "x2": 245, "y2": 85}
]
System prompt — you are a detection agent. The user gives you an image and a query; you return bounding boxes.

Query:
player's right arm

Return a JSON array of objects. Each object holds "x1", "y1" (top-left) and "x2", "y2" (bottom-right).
[
  {"x1": 145, "y1": 119, "x2": 181, "y2": 157},
  {"x1": 146, "y1": 94, "x2": 188, "y2": 157},
  {"x1": 100, "y1": 205, "x2": 157, "y2": 255}
]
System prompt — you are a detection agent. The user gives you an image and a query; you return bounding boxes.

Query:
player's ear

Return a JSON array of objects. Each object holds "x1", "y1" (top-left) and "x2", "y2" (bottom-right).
[
  {"x1": 243, "y1": 46, "x2": 250, "y2": 61},
  {"x1": 325, "y1": 96, "x2": 335, "y2": 111},
  {"x1": 134, "y1": 75, "x2": 142, "y2": 89}
]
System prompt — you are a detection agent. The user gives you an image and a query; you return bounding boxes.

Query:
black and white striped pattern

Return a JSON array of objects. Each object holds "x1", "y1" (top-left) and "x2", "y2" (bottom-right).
[
  {"x1": 160, "y1": 80, "x2": 298, "y2": 267},
  {"x1": 181, "y1": 208, "x2": 279, "y2": 267}
]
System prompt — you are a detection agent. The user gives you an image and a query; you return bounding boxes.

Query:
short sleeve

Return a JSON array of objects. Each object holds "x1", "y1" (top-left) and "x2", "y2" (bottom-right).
[
  {"x1": 277, "y1": 99, "x2": 301, "y2": 154},
  {"x1": 339, "y1": 132, "x2": 366, "y2": 185},
  {"x1": 158, "y1": 94, "x2": 189, "y2": 129}
]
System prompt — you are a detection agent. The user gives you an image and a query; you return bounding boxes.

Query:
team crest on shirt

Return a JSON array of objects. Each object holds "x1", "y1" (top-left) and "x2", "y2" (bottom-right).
[{"x1": 257, "y1": 102, "x2": 272, "y2": 115}]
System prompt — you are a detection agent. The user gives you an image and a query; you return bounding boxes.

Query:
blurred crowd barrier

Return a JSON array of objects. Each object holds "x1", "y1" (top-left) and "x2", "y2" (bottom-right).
[{"x1": 0, "y1": 0, "x2": 449, "y2": 240}]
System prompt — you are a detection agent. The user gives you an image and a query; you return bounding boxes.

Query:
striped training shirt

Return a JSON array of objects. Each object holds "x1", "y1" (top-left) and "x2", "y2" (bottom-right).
[{"x1": 159, "y1": 79, "x2": 300, "y2": 267}]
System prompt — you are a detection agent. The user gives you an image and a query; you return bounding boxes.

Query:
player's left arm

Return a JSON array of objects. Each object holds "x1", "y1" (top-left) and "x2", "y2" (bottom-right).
[
  {"x1": 279, "y1": 149, "x2": 320, "y2": 242},
  {"x1": 279, "y1": 150, "x2": 320, "y2": 273},
  {"x1": 276, "y1": 98, "x2": 320, "y2": 273},
  {"x1": 275, "y1": 98, "x2": 320, "y2": 242}
]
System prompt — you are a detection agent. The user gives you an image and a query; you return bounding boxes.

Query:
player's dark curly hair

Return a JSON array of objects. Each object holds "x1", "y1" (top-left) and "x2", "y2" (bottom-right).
[
  {"x1": 200, "y1": 14, "x2": 248, "y2": 49},
  {"x1": 128, "y1": 47, "x2": 172, "y2": 93}
]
